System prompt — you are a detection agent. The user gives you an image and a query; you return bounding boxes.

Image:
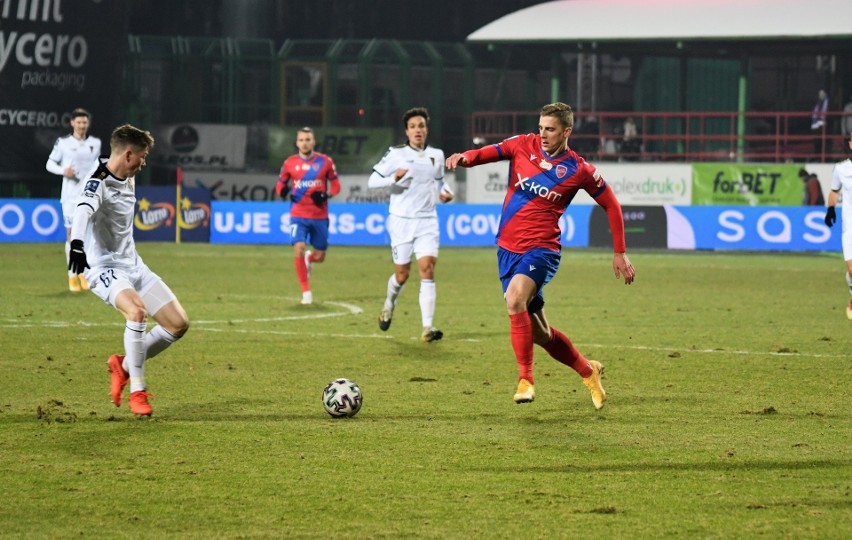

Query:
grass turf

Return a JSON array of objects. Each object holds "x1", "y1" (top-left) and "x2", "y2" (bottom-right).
[{"x1": 0, "y1": 243, "x2": 850, "y2": 538}]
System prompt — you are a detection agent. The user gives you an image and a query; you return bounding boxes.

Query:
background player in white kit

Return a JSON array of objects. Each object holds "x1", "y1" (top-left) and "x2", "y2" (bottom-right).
[
  {"x1": 68, "y1": 124, "x2": 190, "y2": 416},
  {"x1": 46, "y1": 108, "x2": 102, "y2": 292},
  {"x1": 824, "y1": 131, "x2": 852, "y2": 320},
  {"x1": 368, "y1": 107, "x2": 454, "y2": 342}
]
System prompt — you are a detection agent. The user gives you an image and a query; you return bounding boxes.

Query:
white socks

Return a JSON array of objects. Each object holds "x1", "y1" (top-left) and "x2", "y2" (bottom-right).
[
  {"x1": 384, "y1": 274, "x2": 437, "y2": 328},
  {"x1": 384, "y1": 274, "x2": 404, "y2": 311},
  {"x1": 144, "y1": 324, "x2": 179, "y2": 360},
  {"x1": 419, "y1": 279, "x2": 436, "y2": 328},
  {"x1": 124, "y1": 321, "x2": 147, "y2": 392},
  {"x1": 846, "y1": 272, "x2": 852, "y2": 295},
  {"x1": 123, "y1": 323, "x2": 180, "y2": 392},
  {"x1": 65, "y1": 241, "x2": 73, "y2": 277}
]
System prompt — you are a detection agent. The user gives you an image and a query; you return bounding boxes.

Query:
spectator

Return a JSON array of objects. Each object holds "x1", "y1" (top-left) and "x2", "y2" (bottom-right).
[
  {"x1": 811, "y1": 89, "x2": 829, "y2": 157},
  {"x1": 799, "y1": 168, "x2": 825, "y2": 205},
  {"x1": 621, "y1": 117, "x2": 641, "y2": 160},
  {"x1": 841, "y1": 93, "x2": 852, "y2": 138}
]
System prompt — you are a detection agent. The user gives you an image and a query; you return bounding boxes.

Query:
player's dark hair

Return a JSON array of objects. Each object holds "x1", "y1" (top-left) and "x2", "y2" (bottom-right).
[
  {"x1": 540, "y1": 102, "x2": 574, "y2": 129},
  {"x1": 298, "y1": 126, "x2": 313, "y2": 135},
  {"x1": 403, "y1": 107, "x2": 429, "y2": 128},
  {"x1": 110, "y1": 124, "x2": 155, "y2": 153},
  {"x1": 71, "y1": 108, "x2": 90, "y2": 120}
]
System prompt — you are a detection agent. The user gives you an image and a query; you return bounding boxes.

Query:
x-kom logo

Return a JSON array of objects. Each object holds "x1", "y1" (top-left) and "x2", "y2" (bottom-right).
[{"x1": 514, "y1": 173, "x2": 562, "y2": 202}]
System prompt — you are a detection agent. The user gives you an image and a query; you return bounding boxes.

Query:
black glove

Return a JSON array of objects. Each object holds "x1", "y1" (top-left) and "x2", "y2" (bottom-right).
[
  {"x1": 68, "y1": 239, "x2": 90, "y2": 274},
  {"x1": 825, "y1": 206, "x2": 836, "y2": 227},
  {"x1": 279, "y1": 186, "x2": 290, "y2": 201},
  {"x1": 310, "y1": 191, "x2": 329, "y2": 205}
]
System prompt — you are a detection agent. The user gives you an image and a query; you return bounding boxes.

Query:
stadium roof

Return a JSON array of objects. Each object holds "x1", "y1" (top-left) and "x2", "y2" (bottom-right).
[{"x1": 468, "y1": 0, "x2": 852, "y2": 43}]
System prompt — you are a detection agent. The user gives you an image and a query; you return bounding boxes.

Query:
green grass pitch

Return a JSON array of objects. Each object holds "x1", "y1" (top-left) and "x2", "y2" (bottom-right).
[{"x1": 1, "y1": 243, "x2": 850, "y2": 538}]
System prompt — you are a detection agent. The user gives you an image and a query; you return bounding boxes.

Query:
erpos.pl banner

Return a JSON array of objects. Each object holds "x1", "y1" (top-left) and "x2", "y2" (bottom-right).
[
  {"x1": 150, "y1": 124, "x2": 248, "y2": 170},
  {"x1": 692, "y1": 163, "x2": 802, "y2": 205}
]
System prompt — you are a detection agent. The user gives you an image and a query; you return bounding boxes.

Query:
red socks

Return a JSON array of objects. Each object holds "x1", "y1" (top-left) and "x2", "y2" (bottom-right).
[
  {"x1": 509, "y1": 312, "x2": 534, "y2": 383},
  {"x1": 294, "y1": 256, "x2": 309, "y2": 292},
  {"x1": 542, "y1": 327, "x2": 592, "y2": 378}
]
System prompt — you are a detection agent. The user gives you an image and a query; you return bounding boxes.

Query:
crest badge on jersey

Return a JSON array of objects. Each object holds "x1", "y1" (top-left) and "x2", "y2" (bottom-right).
[
  {"x1": 84, "y1": 180, "x2": 100, "y2": 194},
  {"x1": 555, "y1": 164, "x2": 568, "y2": 178}
]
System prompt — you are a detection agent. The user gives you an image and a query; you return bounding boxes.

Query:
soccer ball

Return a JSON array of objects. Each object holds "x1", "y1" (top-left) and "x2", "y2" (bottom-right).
[{"x1": 322, "y1": 378, "x2": 363, "y2": 418}]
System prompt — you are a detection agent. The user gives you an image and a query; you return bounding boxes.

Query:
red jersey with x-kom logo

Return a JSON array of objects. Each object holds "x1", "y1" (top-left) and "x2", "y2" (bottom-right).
[
  {"x1": 277, "y1": 152, "x2": 340, "y2": 219},
  {"x1": 462, "y1": 133, "x2": 608, "y2": 253}
]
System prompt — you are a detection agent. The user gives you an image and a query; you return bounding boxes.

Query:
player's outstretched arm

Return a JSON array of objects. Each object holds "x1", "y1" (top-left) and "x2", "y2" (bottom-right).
[
  {"x1": 613, "y1": 252, "x2": 635, "y2": 285},
  {"x1": 445, "y1": 153, "x2": 468, "y2": 170}
]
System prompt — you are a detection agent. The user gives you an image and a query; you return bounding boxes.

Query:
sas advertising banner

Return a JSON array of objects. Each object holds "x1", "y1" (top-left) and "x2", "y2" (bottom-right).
[{"x1": 692, "y1": 163, "x2": 802, "y2": 206}]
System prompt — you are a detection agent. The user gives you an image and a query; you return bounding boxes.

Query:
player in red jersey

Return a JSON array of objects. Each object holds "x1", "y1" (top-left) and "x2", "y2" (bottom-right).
[
  {"x1": 276, "y1": 127, "x2": 341, "y2": 304},
  {"x1": 446, "y1": 102, "x2": 635, "y2": 408}
]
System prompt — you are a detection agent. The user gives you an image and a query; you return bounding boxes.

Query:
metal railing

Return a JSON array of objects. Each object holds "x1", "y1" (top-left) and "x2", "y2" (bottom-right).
[{"x1": 471, "y1": 110, "x2": 852, "y2": 163}]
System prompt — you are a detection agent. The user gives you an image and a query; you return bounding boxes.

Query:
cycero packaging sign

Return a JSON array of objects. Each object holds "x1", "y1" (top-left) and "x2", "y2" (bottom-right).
[{"x1": 0, "y1": 1, "x2": 127, "y2": 186}]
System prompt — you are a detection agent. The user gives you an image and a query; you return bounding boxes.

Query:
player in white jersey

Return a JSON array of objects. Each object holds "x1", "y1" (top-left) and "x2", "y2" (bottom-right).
[
  {"x1": 46, "y1": 108, "x2": 102, "y2": 292},
  {"x1": 368, "y1": 107, "x2": 454, "y2": 342},
  {"x1": 824, "y1": 131, "x2": 852, "y2": 320},
  {"x1": 68, "y1": 124, "x2": 190, "y2": 416}
]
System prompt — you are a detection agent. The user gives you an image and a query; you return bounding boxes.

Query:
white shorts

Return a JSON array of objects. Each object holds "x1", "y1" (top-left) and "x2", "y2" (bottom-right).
[
  {"x1": 85, "y1": 262, "x2": 177, "y2": 316},
  {"x1": 842, "y1": 230, "x2": 852, "y2": 261},
  {"x1": 61, "y1": 198, "x2": 75, "y2": 229},
  {"x1": 387, "y1": 214, "x2": 440, "y2": 265}
]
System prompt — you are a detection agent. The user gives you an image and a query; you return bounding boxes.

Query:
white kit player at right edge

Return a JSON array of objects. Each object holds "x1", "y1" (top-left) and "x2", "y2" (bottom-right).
[{"x1": 824, "y1": 131, "x2": 852, "y2": 320}]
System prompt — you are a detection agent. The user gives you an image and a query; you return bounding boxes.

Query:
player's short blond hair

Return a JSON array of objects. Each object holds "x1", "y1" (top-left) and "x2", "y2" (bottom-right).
[
  {"x1": 540, "y1": 102, "x2": 574, "y2": 129},
  {"x1": 110, "y1": 124, "x2": 155, "y2": 153}
]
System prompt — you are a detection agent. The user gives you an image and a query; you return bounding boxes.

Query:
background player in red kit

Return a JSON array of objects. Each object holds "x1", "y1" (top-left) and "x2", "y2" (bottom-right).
[
  {"x1": 446, "y1": 102, "x2": 635, "y2": 408},
  {"x1": 276, "y1": 127, "x2": 341, "y2": 304}
]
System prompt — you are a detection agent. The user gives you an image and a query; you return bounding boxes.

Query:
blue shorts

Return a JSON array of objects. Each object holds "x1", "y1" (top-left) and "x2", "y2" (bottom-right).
[
  {"x1": 290, "y1": 217, "x2": 329, "y2": 250},
  {"x1": 497, "y1": 247, "x2": 561, "y2": 311}
]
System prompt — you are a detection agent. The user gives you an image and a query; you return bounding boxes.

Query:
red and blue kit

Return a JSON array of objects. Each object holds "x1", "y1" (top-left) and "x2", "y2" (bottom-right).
[
  {"x1": 276, "y1": 152, "x2": 340, "y2": 219},
  {"x1": 461, "y1": 133, "x2": 625, "y2": 254}
]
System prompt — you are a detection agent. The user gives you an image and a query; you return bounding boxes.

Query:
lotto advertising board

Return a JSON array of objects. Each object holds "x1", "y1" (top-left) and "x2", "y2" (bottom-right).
[
  {"x1": 134, "y1": 186, "x2": 211, "y2": 242},
  {"x1": 0, "y1": 0, "x2": 128, "y2": 188}
]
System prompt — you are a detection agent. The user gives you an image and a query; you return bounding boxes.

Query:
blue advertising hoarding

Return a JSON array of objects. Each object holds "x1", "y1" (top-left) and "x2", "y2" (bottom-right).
[
  {"x1": 1, "y1": 198, "x2": 843, "y2": 253},
  {"x1": 210, "y1": 202, "x2": 594, "y2": 247}
]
